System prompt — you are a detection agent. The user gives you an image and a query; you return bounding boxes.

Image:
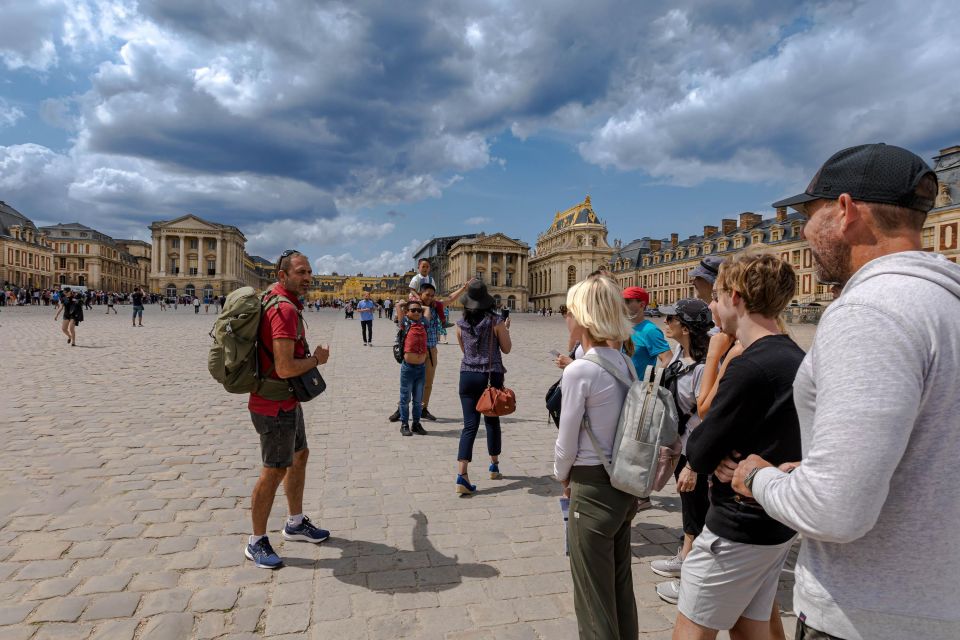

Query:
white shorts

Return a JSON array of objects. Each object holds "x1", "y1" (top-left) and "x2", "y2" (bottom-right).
[{"x1": 677, "y1": 526, "x2": 795, "y2": 630}]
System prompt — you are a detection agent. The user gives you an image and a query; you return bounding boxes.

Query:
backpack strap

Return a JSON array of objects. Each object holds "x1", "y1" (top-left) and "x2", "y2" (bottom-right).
[
  {"x1": 581, "y1": 352, "x2": 636, "y2": 387},
  {"x1": 259, "y1": 293, "x2": 307, "y2": 379},
  {"x1": 581, "y1": 412, "x2": 614, "y2": 475}
]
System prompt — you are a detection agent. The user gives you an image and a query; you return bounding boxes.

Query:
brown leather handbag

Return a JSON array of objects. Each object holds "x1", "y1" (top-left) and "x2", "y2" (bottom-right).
[{"x1": 475, "y1": 321, "x2": 516, "y2": 417}]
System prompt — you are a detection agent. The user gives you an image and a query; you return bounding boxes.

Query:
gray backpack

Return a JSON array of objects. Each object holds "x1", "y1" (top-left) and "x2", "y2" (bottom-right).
[{"x1": 580, "y1": 353, "x2": 683, "y2": 498}]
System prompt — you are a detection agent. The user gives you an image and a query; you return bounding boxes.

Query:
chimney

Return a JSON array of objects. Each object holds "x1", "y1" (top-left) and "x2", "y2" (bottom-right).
[
  {"x1": 776, "y1": 207, "x2": 787, "y2": 222},
  {"x1": 670, "y1": 233, "x2": 679, "y2": 248},
  {"x1": 721, "y1": 219, "x2": 737, "y2": 235},
  {"x1": 739, "y1": 212, "x2": 762, "y2": 230},
  {"x1": 703, "y1": 225, "x2": 718, "y2": 238},
  {"x1": 649, "y1": 239, "x2": 662, "y2": 252}
]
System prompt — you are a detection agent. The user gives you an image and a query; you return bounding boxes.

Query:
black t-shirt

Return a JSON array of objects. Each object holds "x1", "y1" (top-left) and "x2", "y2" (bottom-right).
[
  {"x1": 132, "y1": 292, "x2": 143, "y2": 306},
  {"x1": 686, "y1": 334, "x2": 805, "y2": 545}
]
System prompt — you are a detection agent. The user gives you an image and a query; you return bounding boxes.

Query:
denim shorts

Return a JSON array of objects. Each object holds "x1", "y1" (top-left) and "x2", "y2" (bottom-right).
[{"x1": 250, "y1": 405, "x2": 307, "y2": 468}]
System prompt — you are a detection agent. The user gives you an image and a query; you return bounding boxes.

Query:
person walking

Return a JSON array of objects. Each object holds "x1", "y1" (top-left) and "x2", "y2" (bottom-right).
[
  {"x1": 396, "y1": 301, "x2": 428, "y2": 436},
  {"x1": 131, "y1": 287, "x2": 145, "y2": 327},
  {"x1": 193, "y1": 296, "x2": 201, "y2": 314},
  {"x1": 554, "y1": 274, "x2": 638, "y2": 640},
  {"x1": 454, "y1": 280, "x2": 511, "y2": 495},
  {"x1": 731, "y1": 143, "x2": 960, "y2": 640},
  {"x1": 106, "y1": 293, "x2": 117, "y2": 314},
  {"x1": 54, "y1": 288, "x2": 82, "y2": 346},
  {"x1": 245, "y1": 250, "x2": 331, "y2": 570},
  {"x1": 357, "y1": 291, "x2": 376, "y2": 346}
]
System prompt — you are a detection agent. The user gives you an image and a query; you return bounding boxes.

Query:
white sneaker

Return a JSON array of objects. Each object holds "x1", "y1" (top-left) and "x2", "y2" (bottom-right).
[
  {"x1": 655, "y1": 579, "x2": 680, "y2": 605},
  {"x1": 650, "y1": 548, "x2": 683, "y2": 578}
]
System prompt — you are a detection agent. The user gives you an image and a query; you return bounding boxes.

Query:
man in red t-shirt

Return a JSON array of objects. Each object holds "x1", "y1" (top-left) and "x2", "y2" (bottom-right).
[{"x1": 245, "y1": 251, "x2": 331, "y2": 570}]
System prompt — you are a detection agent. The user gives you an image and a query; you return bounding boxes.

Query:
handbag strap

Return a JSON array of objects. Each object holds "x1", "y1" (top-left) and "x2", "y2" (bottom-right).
[{"x1": 485, "y1": 317, "x2": 497, "y2": 387}]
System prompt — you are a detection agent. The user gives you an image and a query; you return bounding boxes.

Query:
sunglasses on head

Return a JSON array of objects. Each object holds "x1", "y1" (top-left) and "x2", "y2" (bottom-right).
[{"x1": 277, "y1": 249, "x2": 299, "y2": 266}]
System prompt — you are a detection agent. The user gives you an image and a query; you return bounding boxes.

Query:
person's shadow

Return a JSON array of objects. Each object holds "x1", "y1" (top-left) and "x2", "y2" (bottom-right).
[{"x1": 304, "y1": 511, "x2": 499, "y2": 592}]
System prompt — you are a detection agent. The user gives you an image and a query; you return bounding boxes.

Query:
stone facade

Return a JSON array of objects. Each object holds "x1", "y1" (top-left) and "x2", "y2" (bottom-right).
[
  {"x1": 0, "y1": 201, "x2": 55, "y2": 289},
  {"x1": 41, "y1": 223, "x2": 146, "y2": 292},
  {"x1": 926, "y1": 145, "x2": 960, "y2": 262},
  {"x1": 149, "y1": 214, "x2": 247, "y2": 299},
  {"x1": 309, "y1": 272, "x2": 415, "y2": 302},
  {"x1": 244, "y1": 255, "x2": 276, "y2": 292},
  {"x1": 445, "y1": 233, "x2": 530, "y2": 310},
  {"x1": 528, "y1": 196, "x2": 614, "y2": 311},
  {"x1": 114, "y1": 239, "x2": 152, "y2": 290},
  {"x1": 413, "y1": 234, "x2": 479, "y2": 294}
]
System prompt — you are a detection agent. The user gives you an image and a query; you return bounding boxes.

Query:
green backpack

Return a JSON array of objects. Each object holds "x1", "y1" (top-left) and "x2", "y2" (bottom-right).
[{"x1": 207, "y1": 286, "x2": 297, "y2": 400}]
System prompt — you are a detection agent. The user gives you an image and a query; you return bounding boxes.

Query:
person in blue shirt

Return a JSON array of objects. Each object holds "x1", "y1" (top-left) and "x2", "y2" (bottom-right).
[
  {"x1": 357, "y1": 292, "x2": 376, "y2": 345},
  {"x1": 622, "y1": 286, "x2": 671, "y2": 375}
]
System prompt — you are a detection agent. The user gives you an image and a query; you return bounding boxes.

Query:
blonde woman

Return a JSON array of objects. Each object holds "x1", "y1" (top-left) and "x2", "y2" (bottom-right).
[{"x1": 554, "y1": 274, "x2": 638, "y2": 640}]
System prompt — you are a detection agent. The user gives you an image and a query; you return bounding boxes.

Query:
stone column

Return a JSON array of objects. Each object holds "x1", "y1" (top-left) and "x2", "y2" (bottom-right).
[
  {"x1": 159, "y1": 233, "x2": 167, "y2": 277},
  {"x1": 215, "y1": 236, "x2": 221, "y2": 276}
]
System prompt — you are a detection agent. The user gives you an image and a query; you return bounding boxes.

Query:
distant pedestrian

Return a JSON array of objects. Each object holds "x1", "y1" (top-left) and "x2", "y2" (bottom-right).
[
  {"x1": 357, "y1": 292, "x2": 376, "y2": 345},
  {"x1": 193, "y1": 296, "x2": 201, "y2": 314},
  {"x1": 131, "y1": 287, "x2": 144, "y2": 327},
  {"x1": 54, "y1": 288, "x2": 82, "y2": 346},
  {"x1": 106, "y1": 293, "x2": 117, "y2": 314}
]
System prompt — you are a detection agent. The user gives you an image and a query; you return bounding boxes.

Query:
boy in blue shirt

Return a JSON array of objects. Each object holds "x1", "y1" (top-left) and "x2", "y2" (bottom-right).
[
  {"x1": 357, "y1": 292, "x2": 376, "y2": 345},
  {"x1": 622, "y1": 287, "x2": 672, "y2": 375}
]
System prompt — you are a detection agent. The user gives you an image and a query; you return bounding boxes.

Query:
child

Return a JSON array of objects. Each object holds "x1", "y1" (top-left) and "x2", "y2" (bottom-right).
[{"x1": 397, "y1": 302, "x2": 428, "y2": 437}]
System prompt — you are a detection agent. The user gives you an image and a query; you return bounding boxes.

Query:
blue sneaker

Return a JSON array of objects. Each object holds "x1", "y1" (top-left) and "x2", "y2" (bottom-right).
[
  {"x1": 489, "y1": 463, "x2": 501, "y2": 480},
  {"x1": 282, "y1": 515, "x2": 330, "y2": 543},
  {"x1": 245, "y1": 536, "x2": 282, "y2": 569}
]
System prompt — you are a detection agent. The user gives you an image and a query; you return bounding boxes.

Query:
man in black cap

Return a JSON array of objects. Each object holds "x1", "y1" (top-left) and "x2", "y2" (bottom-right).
[
  {"x1": 688, "y1": 256, "x2": 723, "y2": 305},
  {"x1": 731, "y1": 144, "x2": 960, "y2": 640}
]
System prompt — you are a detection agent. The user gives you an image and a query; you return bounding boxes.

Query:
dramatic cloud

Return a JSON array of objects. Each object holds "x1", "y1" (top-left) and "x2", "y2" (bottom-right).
[
  {"x1": 312, "y1": 239, "x2": 423, "y2": 277},
  {"x1": 245, "y1": 216, "x2": 396, "y2": 260}
]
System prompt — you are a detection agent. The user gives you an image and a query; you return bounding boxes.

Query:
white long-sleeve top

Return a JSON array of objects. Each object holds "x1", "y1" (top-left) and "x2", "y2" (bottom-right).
[{"x1": 554, "y1": 347, "x2": 630, "y2": 481}]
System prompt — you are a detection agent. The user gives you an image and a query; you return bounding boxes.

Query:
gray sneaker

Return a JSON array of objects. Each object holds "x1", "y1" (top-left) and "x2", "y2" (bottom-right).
[
  {"x1": 655, "y1": 579, "x2": 680, "y2": 605},
  {"x1": 650, "y1": 548, "x2": 683, "y2": 578}
]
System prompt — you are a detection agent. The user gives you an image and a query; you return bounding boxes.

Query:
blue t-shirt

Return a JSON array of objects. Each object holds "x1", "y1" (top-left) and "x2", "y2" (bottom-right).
[
  {"x1": 630, "y1": 320, "x2": 670, "y2": 375},
  {"x1": 357, "y1": 299, "x2": 375, "y2": 321}
]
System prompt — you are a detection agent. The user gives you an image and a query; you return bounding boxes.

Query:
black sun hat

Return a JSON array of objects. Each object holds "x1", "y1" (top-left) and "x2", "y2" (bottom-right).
[
  {"x1": 659, "y1": 298, "x2": 714, "y2": 332},
  {"x1": 773, "y1": 143, "x2": 936, "y2": 213},
  {"x1": 460, "y1": 279, "x2": 495, "y2": 311}
]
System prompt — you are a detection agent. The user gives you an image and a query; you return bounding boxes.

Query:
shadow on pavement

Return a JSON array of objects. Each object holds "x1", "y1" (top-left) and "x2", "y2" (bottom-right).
[
  {"x1": 461, "y1": 474, "x2": 558, "y2": 498},
  {"x1": 299, "y1": 511, "x2": 499, "y2": 593}
]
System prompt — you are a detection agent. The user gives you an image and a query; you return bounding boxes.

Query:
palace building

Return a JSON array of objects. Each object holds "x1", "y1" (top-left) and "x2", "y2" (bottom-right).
[
  {"x1": 445, "y1": 233, "x2": 530, "y2": 310},
  {"x1": 528, "y1": 195, "x2": 614, "y2": 311},
  {"x1": 927, "y1": 144, "x2": 960, "y2": 262},
  {"x1": 309, "y1": 272, "x2": 415, "y2": 303},
  {"x1": 149, "y1": 214, "x2": 248, "y2": 300},
  {"x1": 0, "y1": 201, "x2": 54, "y2": 290},
  {"x1": 41, "y1": 222, "x2": 147, "y2": 292}
]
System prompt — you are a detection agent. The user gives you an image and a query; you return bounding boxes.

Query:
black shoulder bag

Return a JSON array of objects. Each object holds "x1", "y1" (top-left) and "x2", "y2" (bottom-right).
[
  {"x1": 266, "y1": 295, "x2": 326, "y2": 402},
  {"x1": 545, "y1": 343, "x2": 579, "y2": 428}
]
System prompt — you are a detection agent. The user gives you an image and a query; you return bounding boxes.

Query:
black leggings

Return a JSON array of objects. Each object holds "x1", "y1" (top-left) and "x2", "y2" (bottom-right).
[
  {"x1": 361, "y1": 320, "x2": 372, "y2": 342},
  {"x1": 674, "y1": 454, "x2": 710, "y2": 537}
]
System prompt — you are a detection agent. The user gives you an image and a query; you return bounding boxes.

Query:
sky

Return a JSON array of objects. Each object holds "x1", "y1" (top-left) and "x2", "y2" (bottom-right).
[{"x1": 2, "y1": 0, "x2": 959, "y2": 276}]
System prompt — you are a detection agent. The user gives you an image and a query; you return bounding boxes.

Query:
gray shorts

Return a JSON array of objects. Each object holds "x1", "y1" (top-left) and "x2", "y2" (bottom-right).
[
  {"x1": 677, "y1": 526, "x2": 795, "y2": 630},
  {"x1": 250, "y1": 406, "x2": 307, "y2": 468}
]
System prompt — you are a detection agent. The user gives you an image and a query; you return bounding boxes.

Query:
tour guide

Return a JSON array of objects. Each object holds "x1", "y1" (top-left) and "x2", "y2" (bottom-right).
[{"x1": 245, "y1": 250, "x2": 331, "y2": 569}]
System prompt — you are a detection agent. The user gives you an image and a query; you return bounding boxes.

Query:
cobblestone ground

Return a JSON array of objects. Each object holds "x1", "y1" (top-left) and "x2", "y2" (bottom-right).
[{"x1": 0, "y1": 304, "x2": 815, "y2": 639}]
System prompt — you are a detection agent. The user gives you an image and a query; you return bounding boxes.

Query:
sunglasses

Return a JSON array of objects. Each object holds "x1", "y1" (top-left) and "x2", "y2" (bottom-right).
[
  {"x1": 407, "y1": 307, "x2": 423, "y2": 313},
  {"x1": 277, "y1": 249, "x2": 299, "y2": 266}
]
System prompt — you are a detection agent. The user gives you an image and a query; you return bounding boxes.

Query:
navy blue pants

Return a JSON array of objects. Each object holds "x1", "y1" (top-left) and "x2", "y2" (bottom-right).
[{"x1": 458, "y1": 371, "x2": 504, "y2": 462}]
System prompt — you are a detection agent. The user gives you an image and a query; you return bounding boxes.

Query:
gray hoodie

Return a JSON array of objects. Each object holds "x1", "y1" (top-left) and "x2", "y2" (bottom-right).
[{"x1": 753, "y1": 251, "x2": 960, "y2": 640}]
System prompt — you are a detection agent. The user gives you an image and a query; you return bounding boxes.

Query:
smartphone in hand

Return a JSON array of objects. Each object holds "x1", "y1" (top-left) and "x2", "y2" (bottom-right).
[{"x1": 549, "y1": 349, "x2": 561, "y2": 358}]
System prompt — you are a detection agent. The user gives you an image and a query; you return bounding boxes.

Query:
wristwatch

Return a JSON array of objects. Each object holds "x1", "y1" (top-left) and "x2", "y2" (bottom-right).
[{"x1": 744, "y1": 467, "x2": 761, "y2": 493}]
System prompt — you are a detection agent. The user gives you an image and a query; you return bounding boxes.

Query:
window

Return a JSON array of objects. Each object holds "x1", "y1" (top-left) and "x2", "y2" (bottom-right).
[
  {"x1": 505, "y1": 272, "x2": 513, "y2": 286},
  {"x1": 170, "y1": 259, "x2": 179, "y2": 274},
  {"x1": 507, "y1": 254, "x2": 514, "y2": 264},
  {"x1": 59, "y1": 257, "x2": 66, "y2": 269},
  {"x1": 189, "y1": 239, "x2": 199, "y2": 249},
  {"x1": 689, "y1": 246, "x2": 697, "y2": 257},
  {"x1": 81, "y1": 232, "x2": 88, "y2": 238},
  {"x1": 166, "y1": 284, "x2": 177, "y2": 298},
  {"x1": 189, "y1": 267, "x2": 198, "y2": 276},
  {"x1": 185, "y1": 284, "x2": 196, "y2": 298},
  {"x1": 203, "y1": 285, "x2": 214, "y2": 300},
  {"x1": 792, "y1": 250, "x2": 801, "y2": 266},
  {"x1": 78, "y1": 258, "x2": 85, "y2": 270},
  {"x1": 507, "y1": 295, "x2": 516, "y2": 310},
  {"x1": 718, "y1": 241, "x2": 728, "y2": 251},
  {"x1": 208, "y1": 240, "x2": 217, "y2": 250},
  {"x1": 921, "y1": 226, "x2": 935, "y2": 249},
  {"x1": 490, "y1": 271, "x2": 499, "y2": 286},
  {"x1": 78, "y1": 276, "x2": 85, "y2": 286},
  {"x1": 733, "y1": 237, "x2": 744, "y2": 249},
  {"x1": 567, "y1": 265, "x2": 577, "y2": 287},
  {"x1": 207, "y1": 260, "x2": 216, "y2": 276},
  {"x1": 771, "y1": 229, "x2": 782, "y2": 241},
  {"x1": 752, "y1": 233, "x2": 763, "y2": 244},
  {"x1": 62, "y1": 232, "x2": 71, "y2": 237},
  {"x1": 171, "y1": 238, "x2": 180, "y2": 248}
]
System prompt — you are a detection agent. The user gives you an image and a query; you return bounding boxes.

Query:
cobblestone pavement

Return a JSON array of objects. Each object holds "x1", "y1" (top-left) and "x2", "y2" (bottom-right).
[{"x1": 0, "y1": 304, "x2": 815, "y2": 639}]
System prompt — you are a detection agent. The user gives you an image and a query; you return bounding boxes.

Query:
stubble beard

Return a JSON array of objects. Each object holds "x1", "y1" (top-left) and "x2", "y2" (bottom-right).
[{"x1": 810, "y1": 238, "x2": 853, "y2": 287}]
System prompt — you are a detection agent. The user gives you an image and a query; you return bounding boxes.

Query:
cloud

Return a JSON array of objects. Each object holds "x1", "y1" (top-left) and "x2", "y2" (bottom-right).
[
  {"x1": 0, "y1": 99, "x2": 25, "y2": 128},
  {"x1": 312, "y1": 239, "x2": 422, "y2": 277},
  {"x1": 245, "y1": 216, "x2": 396, "y2": 259},
  {"x1": 465, "y1": 216, "x2": 491, "y2": 225}
]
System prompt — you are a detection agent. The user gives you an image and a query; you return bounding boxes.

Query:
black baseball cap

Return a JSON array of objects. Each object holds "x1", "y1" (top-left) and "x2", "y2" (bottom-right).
[
  {"x1": 659, "y1": 298, "x2": 714, "y2": 331},
  {"x1": 688, "y1": 256, "x2": 723, "y2": 285},
  {"x1": 772, "y1": 143, "x2": 937, "y2": 213}
]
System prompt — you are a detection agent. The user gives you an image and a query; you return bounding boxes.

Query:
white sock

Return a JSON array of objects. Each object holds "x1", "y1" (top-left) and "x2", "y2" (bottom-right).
[
  {"x1": 249, "y1": 534, "x2": 265, "y2": 546},
  {"x1": 287, "y1": 514, "x2": 304, "y2": 526}
]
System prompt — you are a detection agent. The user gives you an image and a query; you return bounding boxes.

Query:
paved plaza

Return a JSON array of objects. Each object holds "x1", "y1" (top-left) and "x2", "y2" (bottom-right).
[{"x1": 0, "y1": 305, "x2": 815, "y2": 639}]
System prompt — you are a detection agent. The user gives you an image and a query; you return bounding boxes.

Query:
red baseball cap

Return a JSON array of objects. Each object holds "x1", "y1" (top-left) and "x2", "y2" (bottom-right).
[{"x1": 622, "y1": 286, "x2": 649, "y2": 304}]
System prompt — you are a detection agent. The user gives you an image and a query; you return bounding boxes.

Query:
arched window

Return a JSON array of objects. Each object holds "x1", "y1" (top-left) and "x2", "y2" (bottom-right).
[
  {"x1": 493, "y1": 294, "x2": 502, "y2": 308},
  {"x1": 507, "y1": 295, "x2": 516, "y2": 309},
  {"x1": 203, "y1": 284, "x2": 214, "y2": 301},
  {"x1": 567, "y1": 265, "x2": 577, "y2": 287},
  {"x1": 185, "y1": 284, "x2": 196, "y2": 298},
  {"x1": 166, "y1": 284, "x2": 177, "y2": 298}
]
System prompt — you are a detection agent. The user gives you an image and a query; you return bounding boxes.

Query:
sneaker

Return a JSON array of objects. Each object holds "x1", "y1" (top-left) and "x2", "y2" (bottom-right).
[
  {"x1": 244, "y1": 536, "x2": 282, "y2": 569},
  {"x1": 489, "y1": 463, "x2": 502, "y2": 480},
  {"x1": 636, "y1": 497, "x2": 653, "y2": 511},
  {"x1": 401, "y1": 424, "x2": 412, "y2": 437},
  {"x1": 650, "y1": 548, "x2": 683, "y2": 578},
  {"x1": 283, "y1": 515, "x2": 330, "y2": 543},
  {"x1": 411, "y1": 422, "x2": 428, "y2": 435},
  {"x1": 655, "y1": 579, "x2": 680, "y2": 605},
  {"x1": 388, "y1": 408, "x2": 401, "y2": 422},
  {"x1": 420, "y1": 408, "x2": 437, "y2": 421}
]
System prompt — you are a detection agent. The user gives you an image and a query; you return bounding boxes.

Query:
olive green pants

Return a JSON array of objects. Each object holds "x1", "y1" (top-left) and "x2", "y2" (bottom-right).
[{"x1": 568, "y1": 465, "x2": 639, "y2": 640}]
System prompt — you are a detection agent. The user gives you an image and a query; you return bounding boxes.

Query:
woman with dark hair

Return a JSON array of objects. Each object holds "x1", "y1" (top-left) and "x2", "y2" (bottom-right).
[
  {"x1": 54, "y1": 288, "x2": 84, "y2": 346},
  {"x1": 454, "y1": 280, "x2": 511, "y2": 495},
  {"x1": 649, "y1": 298, "x2": 714, "y2": 605}
]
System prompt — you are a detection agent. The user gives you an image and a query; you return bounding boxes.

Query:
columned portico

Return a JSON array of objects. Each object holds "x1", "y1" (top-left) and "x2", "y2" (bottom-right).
[{"x1": 149, "y1": 214, "x2": 247, "y2": 297}]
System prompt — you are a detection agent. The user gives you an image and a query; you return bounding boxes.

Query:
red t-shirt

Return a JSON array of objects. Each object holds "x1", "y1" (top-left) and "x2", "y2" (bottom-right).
[
  {"x1": 248, "y1": 284, "x2": 306, "y2": 416},
  {"x1": 404, "y1": 322, "x2": 427, "y2": 354}
]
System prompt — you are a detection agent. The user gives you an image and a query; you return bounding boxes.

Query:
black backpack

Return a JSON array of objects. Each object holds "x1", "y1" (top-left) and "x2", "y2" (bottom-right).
[
  {"x1": 545, "y1": 344, "x2": 579, "y2": 427},
  {"x1": 659, "y1": 358, "x2": 703, "y2": 435},
  {"x1": 393, "y1": 321, "x2": 411, "y2": 364}
]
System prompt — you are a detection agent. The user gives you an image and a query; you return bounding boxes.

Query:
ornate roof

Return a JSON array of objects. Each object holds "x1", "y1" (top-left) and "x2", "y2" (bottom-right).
[
  {"x1": 0, "y1": 200, "x2": 38, "y2": 239},
  {"x1": 547, "y1": 195, "x2": 601, "y2": 233}
]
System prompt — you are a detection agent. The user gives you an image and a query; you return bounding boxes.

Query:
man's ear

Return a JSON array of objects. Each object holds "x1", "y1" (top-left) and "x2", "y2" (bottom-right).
[{"x1": 836, "y1": 193, "x2": 862, "y2": 234}]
